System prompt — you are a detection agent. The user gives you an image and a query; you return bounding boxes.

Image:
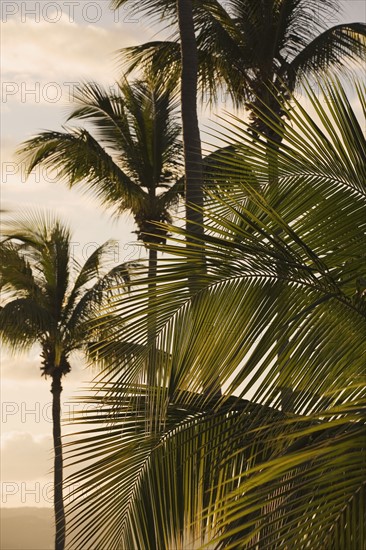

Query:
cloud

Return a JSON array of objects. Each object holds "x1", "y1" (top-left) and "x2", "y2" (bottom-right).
[
  {"x1": 0, "y1": 347, "x2": 102, "y2": 382},
  {"x1": 0, "y1": 349, "x2": 43, "y2": 381},
  {"x1": 0, "y1": 2, "x2": 153, "y2": 252}
]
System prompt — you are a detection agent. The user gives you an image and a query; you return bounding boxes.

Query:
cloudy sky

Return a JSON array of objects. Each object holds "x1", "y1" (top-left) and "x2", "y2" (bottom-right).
[{"x1": 0, "y1": 0, "x2": 365, "y2": 547}]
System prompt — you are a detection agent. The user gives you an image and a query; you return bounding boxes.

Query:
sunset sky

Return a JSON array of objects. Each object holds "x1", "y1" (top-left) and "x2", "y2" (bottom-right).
[{"x1": 1, "y1": 0, "x2": 365, "y2": 548}]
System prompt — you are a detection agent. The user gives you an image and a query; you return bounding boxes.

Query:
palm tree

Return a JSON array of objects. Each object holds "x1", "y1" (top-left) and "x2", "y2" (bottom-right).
[
  {"x1": 64, "y1": 78, "x2": 366, "y2": 548},
  {"x1": 0, "y1": 211, "x2": 131, "y2": 550},
  {"x1": 17, "y1": 75, "x2": 183, "y2": 278}
]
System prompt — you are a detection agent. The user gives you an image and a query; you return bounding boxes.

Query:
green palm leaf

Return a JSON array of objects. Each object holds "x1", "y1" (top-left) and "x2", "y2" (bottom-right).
[{"x1": 64, "y1": 77, "x2": 365, "y2": 548}]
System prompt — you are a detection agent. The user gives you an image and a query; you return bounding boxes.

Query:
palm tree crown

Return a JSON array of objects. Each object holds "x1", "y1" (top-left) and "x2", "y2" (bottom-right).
[
  {"x1": 17, "y1": 76, "x2": 183, "y2": 249},
  {"x1": 120, "y1": 0, "x2": 366, "y2": 131},
  {"x1": 0, "y1": 212, "x2": 129, "y2": 366}
]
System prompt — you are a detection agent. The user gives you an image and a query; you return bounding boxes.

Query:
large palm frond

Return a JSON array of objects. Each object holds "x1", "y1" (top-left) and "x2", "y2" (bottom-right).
[
  {"x1": 66, "y1": 390, "x2": 365, "y2": 549},
  {"x1": 65, "y1": 78, "x2": 366, "y2": 548},
  {"x1": 289, "y1": 23, "x2": 366, "y2": 83},
  {"x1": 17, "y1": 129, "x2": 145, "y2": 217}
]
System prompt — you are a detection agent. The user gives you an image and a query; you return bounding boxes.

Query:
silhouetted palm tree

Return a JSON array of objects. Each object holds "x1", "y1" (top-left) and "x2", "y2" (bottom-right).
[{"x1": 0, "y1": 212, "x2": 130, "y2": 550}]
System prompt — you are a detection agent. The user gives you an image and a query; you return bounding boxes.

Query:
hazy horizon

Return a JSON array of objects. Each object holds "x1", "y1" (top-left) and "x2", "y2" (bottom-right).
[{"x1": 1, "y1": 508, "x2": 53, "y2": 549}]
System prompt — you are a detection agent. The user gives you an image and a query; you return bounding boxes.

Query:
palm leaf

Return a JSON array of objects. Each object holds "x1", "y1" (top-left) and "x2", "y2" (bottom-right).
[
  {"x1": 290, "y1": 23, "x2": 366, "y2": 83},
  {"x1": 64, "y1": 77, "x2": 365, "y2": 548},
  {"x1": 17, "y1": 129, "x2": 145, "y2": 216}
]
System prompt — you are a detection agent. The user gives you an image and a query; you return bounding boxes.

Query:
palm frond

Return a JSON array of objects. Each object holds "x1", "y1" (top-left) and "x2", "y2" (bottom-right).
[
  {"x1": 0, "y1": 298, "x2": 53, "y2": 351},
  {"x1": 119, "y1": 41, "x2": 181, "y2": 83},
  {"x1": 65, "y1": 386, "x2": 365, "y2": 549},
  {"x1": 17, "y1": 129, "x2": 145, "y2": 216},
  {"x1": 65, "y1": 77, "x2": 365, "y2": 548},
  {"x1": 290, "y1": 23, "x2": 366, "y2": 84}
]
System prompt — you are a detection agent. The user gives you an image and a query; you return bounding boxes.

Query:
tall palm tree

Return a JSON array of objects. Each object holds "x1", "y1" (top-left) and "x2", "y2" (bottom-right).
[
  {"x1": 0, "y1": 212, "x2": 131, "y2": 550},
  {"x1": 64, "y1": 78, "x2": 366, "y2": 548},
  {"x1": 17, "y1": 75, "x2": 183, "y2": 277}
]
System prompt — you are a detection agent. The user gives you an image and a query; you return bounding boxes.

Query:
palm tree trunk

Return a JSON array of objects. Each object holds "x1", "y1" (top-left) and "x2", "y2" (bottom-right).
[
  {"x1": 177, "y1": 0, "x2": 221, "y2": 399},
  {"x1": 51, "y1": 370, "x2": 65, "y2": 550},
  {"x1": 147, "y1": 245, "x2": 159, "y2": 424},
  {"x1": 176, "y1": 0, "x2": 204, "y2": 238},
  {"x1": 148, "y1": 246, "x2": 157, "y2": 283}
]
